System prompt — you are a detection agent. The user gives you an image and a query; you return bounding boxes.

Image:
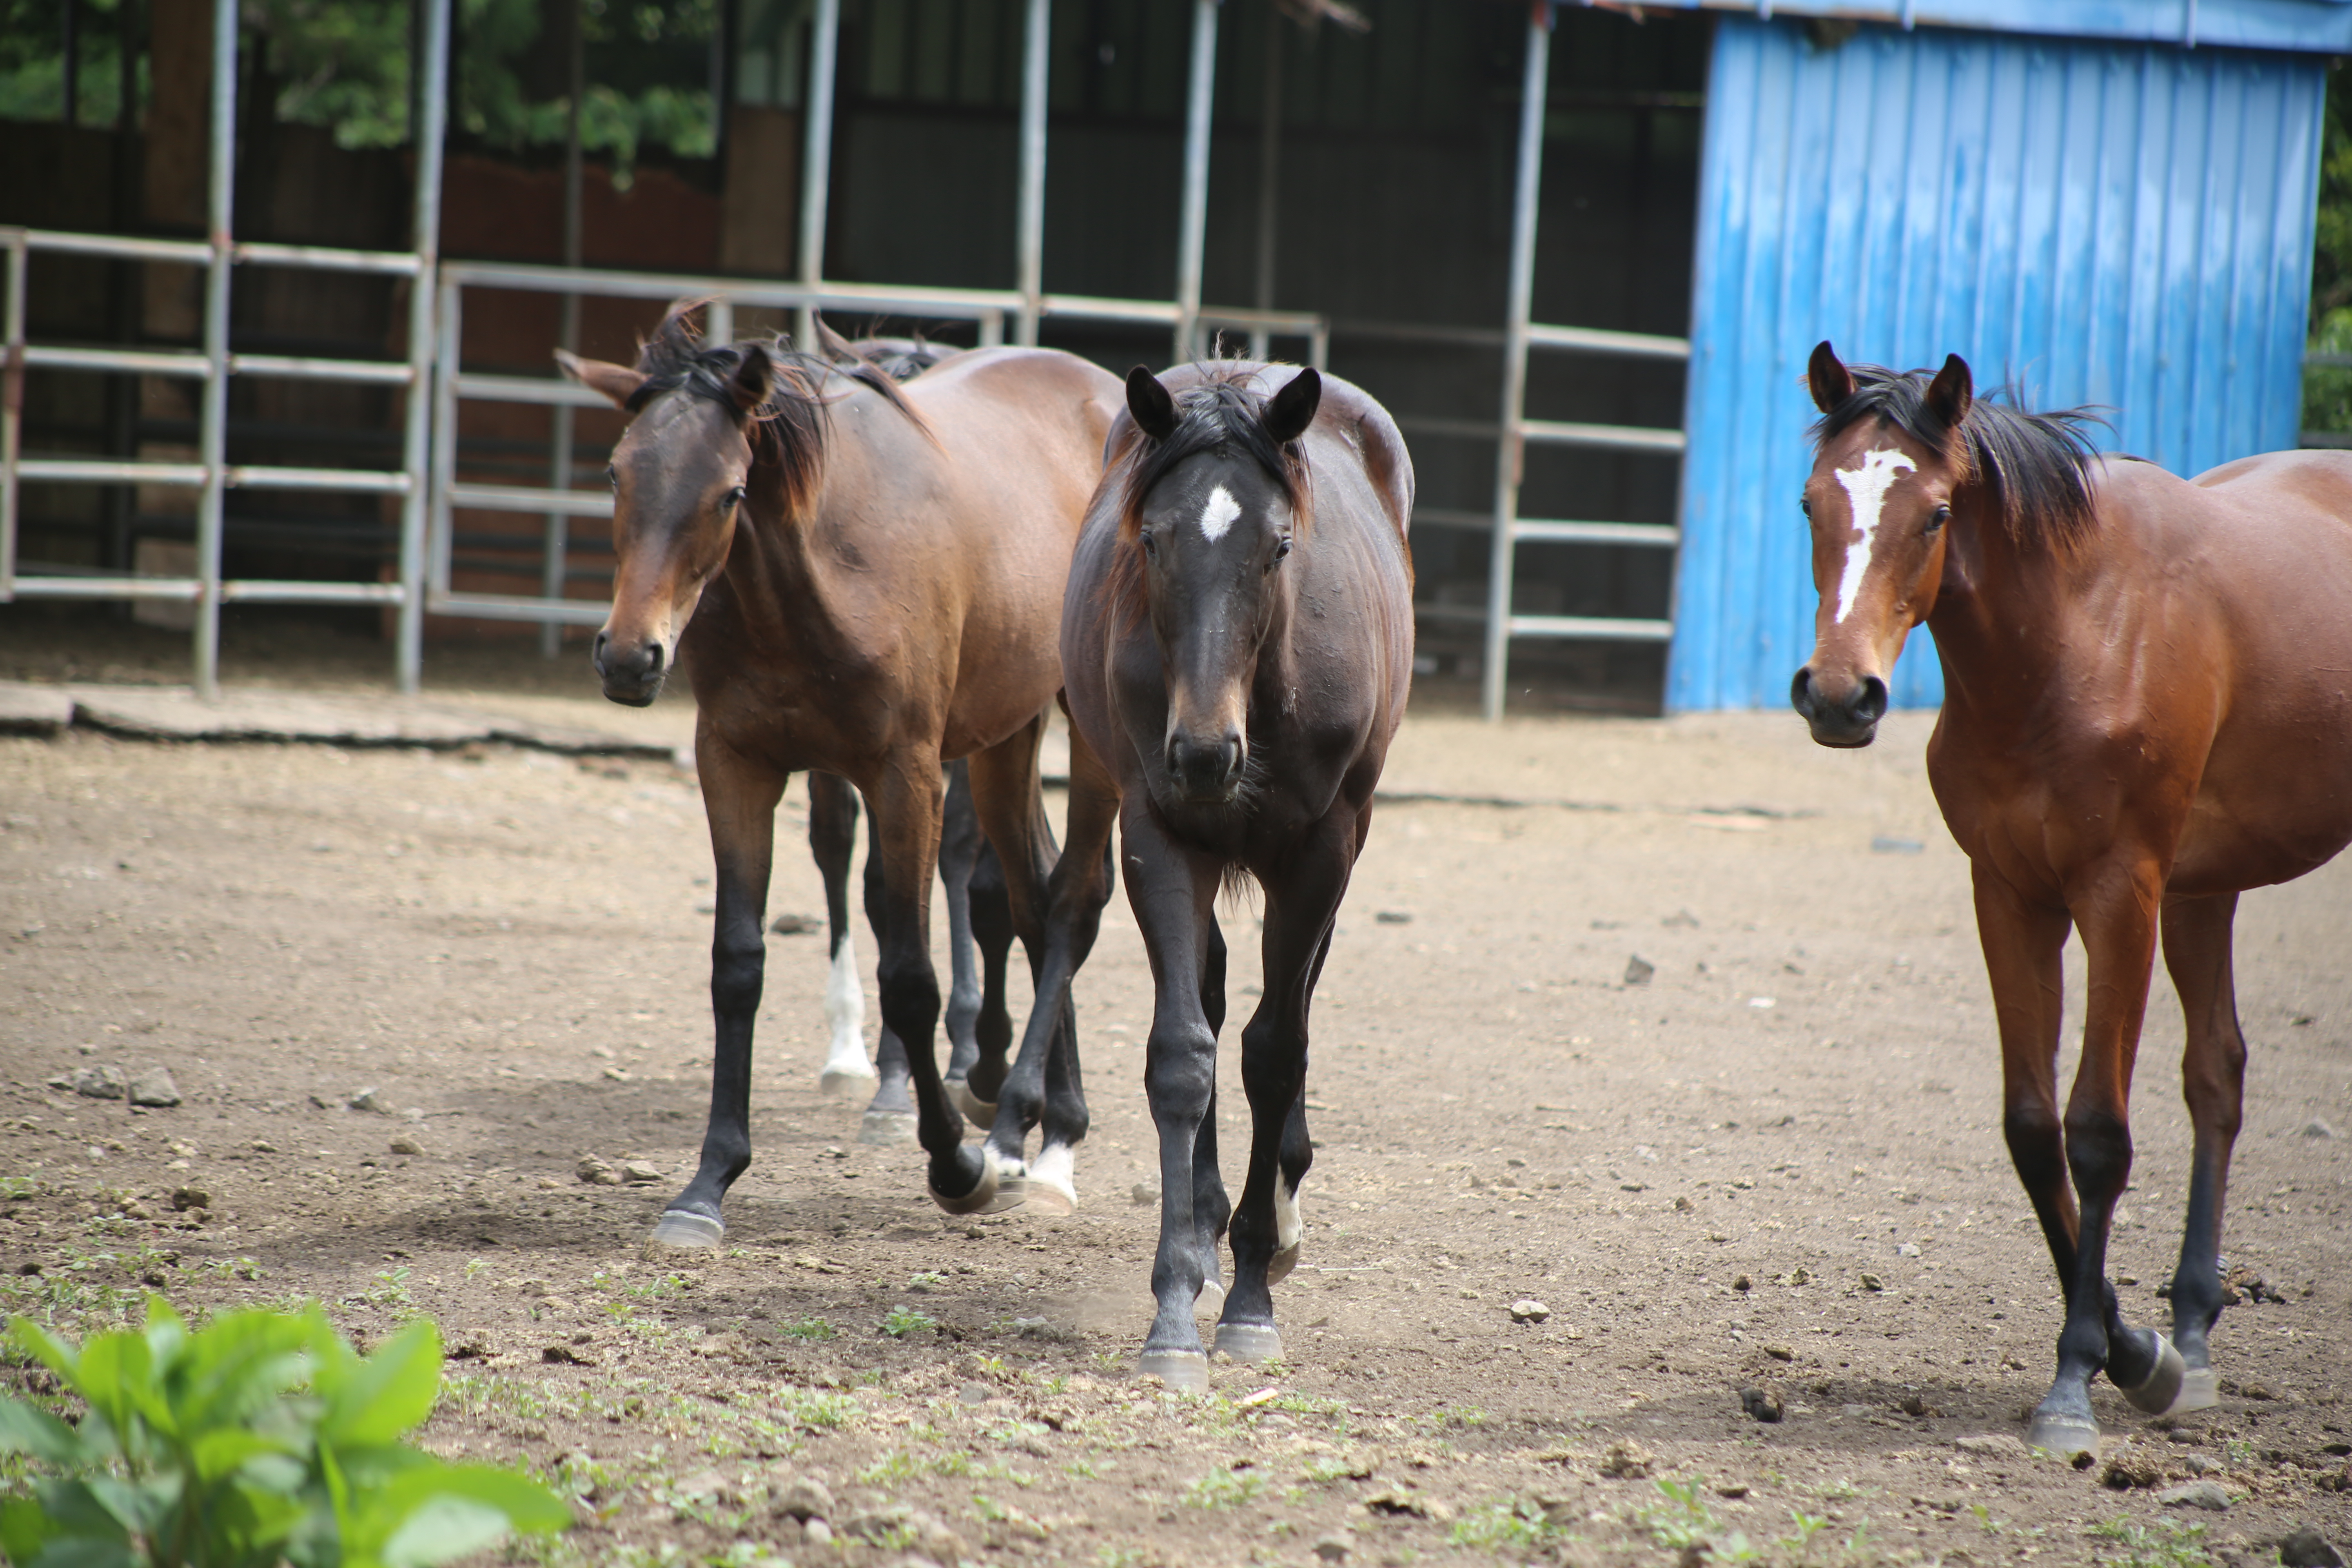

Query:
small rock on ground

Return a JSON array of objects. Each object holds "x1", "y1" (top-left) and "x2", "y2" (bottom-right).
[
  {"x1": 388, "y1": 1136, "x2": 423, "y2": 1156},
  {"x1": 1312, "y1": 1538, "x2": 1350, "y2": 1564},
  {"x1": 620, "y1": 1160, "x2": 662, "y2": 1184},
  {"x1": 1598, "y1": 1439, "x2": 1654, "y2": 1479},
  {"x1": 577, "y1": 1156, "x2": 621, "y2": 1185},
  {"x1": 2156, "y1": 1481, "x2": 2231, "y2": 1510},
  {"x1": 770, "y1": 1475, "x2": 835, "y2": 1521},
  {"x1": 2280, "y1": 1528, "x2": 2345, "y2": 1568},
  {"x1": 1130, "y1": 1181, "x2": 1159, "y2": 1206},
  {"x1": 1624, "y1": 955, "x2": 1655, "y2": 986},
  {"x1": 2304, "y1": 1119, "x2": 2339, "y2": 1140},
  {"x1": 127, "y1": 1067, "x2": 181, "y2": 1107},
  {"x1": 1955, "y1": 1433, "x2": 2030, "y2": 1459},
  {"x1": 52, "y1": 1064, "x2": 126, "y2": 1099},
  {"x1": 1741, "y1": 1387, "x2": 1783, "y2": 1423},
  {"x1": 347, "y1": 1086, "x2": 388, "y2": 1113},
  {"x1": 1509, "y1": 1298, "x2": 1550, "y2": 1323},
  {"x1": 2102, "y1": 1447, "x2": 2164, "y2": 1490}
]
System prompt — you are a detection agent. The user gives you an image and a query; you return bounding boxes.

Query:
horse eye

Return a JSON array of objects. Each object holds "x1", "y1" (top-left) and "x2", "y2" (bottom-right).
[
  {"x1": 724, "y1": 486, "x2": 746, "y2": 510},
  {"x1": 1140, "y1": 532, "x2": 1158, "y2": 561},
  {"x1": 606, "y1": 466, "x2": 619, "y2": 491},
  {"x1": 1273, "y1": 538, "x2": 1292, "y2": 561},
  {"x1": 1928, "y1": 503, "x2": 1952, "y2": 529},
  {"x1": 1799, "y1": 497, "x2": 1811, "y2": 518}
]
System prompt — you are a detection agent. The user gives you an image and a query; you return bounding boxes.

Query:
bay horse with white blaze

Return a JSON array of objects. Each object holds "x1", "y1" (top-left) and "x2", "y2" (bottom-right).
[
  {"x1": 1792, "y1": 343, "x2": 2352, "y2": 1454},
  {"x1": 1010, "y1": 362, "x2": 1413, "y2": 1386},
  {"x1": 559, "y1": 305, "x2": 1123, "y2": 1244}
]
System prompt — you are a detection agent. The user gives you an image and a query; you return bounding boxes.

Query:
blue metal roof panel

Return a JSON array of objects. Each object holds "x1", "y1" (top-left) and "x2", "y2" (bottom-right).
[
  {"x1": 1667, "y1": 17, "x2": 2324, "y2": 710},
  {"x1": 1639, "y1": 1, "x2": 2352, "y2": 55}
]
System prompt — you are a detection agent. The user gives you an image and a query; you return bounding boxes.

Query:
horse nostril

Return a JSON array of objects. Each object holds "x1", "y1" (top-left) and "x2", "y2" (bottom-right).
[
  {"x1": 645, "y1": 641, "x2": 666, "y2": 676},
  {"x1": 1789, "y1": 668, "x2": 1815, "y2": 718},
  {"x1": 1219, "y1": 736, "x2": 1243, "y2": 782},
  {"x1": 1852, "y1": 675, "x2": 1888, "y2": 725}
]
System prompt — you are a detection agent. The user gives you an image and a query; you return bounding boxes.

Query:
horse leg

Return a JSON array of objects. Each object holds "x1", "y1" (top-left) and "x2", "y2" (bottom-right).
[
  {"x1": 806, "y1": 772, "x2": 876, "y2": 1100},
  {"x1": 953, "y1": 836, "x2": 1015, "y2": 1131},
  {"x1": 2158, "y1": 891, "x2": 2247, "y2": 1413},
  {"x1": 655, "y1": 738, "x2": 787, "y2": 1249},
  {"x1": 852, "y1": 799, "x2": 920, "y2": 1145},
  {"x1": 1192, "y1": 917, "x2": 1231, "y2": 1317},
  {"x1": 938, "y1": 760, "x2": 989, "y2": 1109},
  {"x1": 1216, "y1": 817, "x2": 1351, "y2": 1364},
  {"x1": 1269, "y1": 923, "x2": 1332, "y2": 1287},
  {"x1": 866, "y1": 757, "x2": 998, "y2": 1213},
  {"x1": 1119, "y1": 799, "x2": 1225, "y2": 1390},
  {"x1": 967, "y1": 712, "x2": 1105, "y2": 1212},
  {"x1": 2029, "y1": 865, "x2": 2179, "y2": 1454}
]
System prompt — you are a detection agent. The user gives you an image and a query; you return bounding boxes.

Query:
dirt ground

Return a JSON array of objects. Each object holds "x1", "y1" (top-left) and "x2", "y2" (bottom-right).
[{"x1": 2, "y1": 626, "x2": 2349, "y2": 1568}]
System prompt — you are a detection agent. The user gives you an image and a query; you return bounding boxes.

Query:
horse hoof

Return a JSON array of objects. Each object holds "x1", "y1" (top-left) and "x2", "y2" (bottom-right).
[
  {"x1": 1139, "y1": 1350, "x2": 1210, "y2": 1392},
  {"x1": 929, "y1": 1160, "x2": 1001, "y2": 1216},
  {"x1": 1213, "y1": 1322, "x2": 1284, "y2": 1363},
  {"x1": 2167, "y1": 1367, "x2": 2220, "y2": 1414},
  {"x1": 1267, "y1": 1242, "x2": 1301, "y2": 1285},
  {"x1": 2025, "y1": 1410, "x2": 2101, "y2": 1460},
  {"x1": 1022, "y1": 1145, "x2": 1077, "y2": 1214},
  {"x1": 819, "y1": 1066, "x2": 877, "y2": 1098},
  {"x1": 1194, "y1": 1278, "x2": 1227, "y2": 1319},
  {"x1": 952, "y1": 1080, "x2": 998, "y2": 1132},
  {"x1": 858, "y1": 1110, "x2": 918, "y2": 1147},
  {"x1": 2118, "y1": 1333, "x2": 2186, "y2": 1416},
  {"x1": 647, "y1": 1210, "x2": 725, "y2": 1251},
  {"x1": 1020, "y1": 1179, "x2": 1076, "y2": 1216}
]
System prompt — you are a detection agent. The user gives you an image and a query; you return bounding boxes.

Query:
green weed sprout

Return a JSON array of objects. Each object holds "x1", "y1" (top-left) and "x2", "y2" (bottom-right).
[{"x1": 0, "y1": 1298, "x2": 570, "y2": 1568}]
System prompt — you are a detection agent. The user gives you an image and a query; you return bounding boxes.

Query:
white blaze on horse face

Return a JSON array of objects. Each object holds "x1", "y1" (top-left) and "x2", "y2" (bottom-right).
[
  {"x1": 1831, "y1": 448, "x2": 1918, "y2": 624},
  {"x1": 1197, "y1": 484, "x2": 1242, "y2": 543}
]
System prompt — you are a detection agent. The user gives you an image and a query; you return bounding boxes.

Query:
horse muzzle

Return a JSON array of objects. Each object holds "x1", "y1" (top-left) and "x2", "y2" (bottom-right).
[
  {"x1": 594, "y1": 629, "x2": 669, "y2": 707},
  {"x1": 1165, "y1": 729, "x2": 1245, "y2": 804},
  {"x1": 1791, "y1": 666, "x2": 1886, "y2": 748}
]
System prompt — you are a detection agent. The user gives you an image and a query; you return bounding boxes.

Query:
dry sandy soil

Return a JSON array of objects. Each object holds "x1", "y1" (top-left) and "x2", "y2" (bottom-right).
[{"x1": 2, "y1": 651, "x2": 2349, "y2": 1568}]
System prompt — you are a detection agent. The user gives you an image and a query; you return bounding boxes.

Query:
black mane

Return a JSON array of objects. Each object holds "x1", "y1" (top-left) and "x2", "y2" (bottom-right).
[
  {"x1": 1810, "y1": 363, "x2": 2106, "y2": 550},
  {"x1": 624, "y1": 302, "x2": 924, "y2": 514}
]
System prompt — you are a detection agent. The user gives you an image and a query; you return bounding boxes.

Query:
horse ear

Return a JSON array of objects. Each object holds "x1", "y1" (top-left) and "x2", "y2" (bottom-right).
[
  {"x1": 557, "y1": 350, "x2": 647, "y2": 411},
  {"x1": 1925, "y1": 353, "x2": 1973, "y2": 429},
  {"x1": 1263, "y1": 367, "x2": 1321, "y2": 445},
  {"x1": 813, "y1": 313, "x2": 859, "y2": 363},
  {"x1": 1126, "y1": 366, "x2": 1178, "y2": 440},
  {"x1": 1806, "y1": 341, "x2": 1854, "y2": 413},
  {"x1": 728, "y1": 343, "x2": 774, "y2": 418}
]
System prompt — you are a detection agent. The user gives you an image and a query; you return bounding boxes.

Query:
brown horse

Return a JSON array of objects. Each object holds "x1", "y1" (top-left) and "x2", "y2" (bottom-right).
[
  {"x1": 1792, "y1": 343, "x2": 2352, "y2": 1454},
  {"x1": 559, "y1": 305, "x2": 1123, "y2": 1245},
  {"x1": 996, "y1": 362, "x2": 1414, "y2": 1387}
]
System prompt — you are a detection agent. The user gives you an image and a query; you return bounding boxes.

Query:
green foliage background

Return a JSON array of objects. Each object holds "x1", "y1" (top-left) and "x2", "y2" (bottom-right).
[
  {"x1": 0, "y1": 0, "x2": 715, "y2": 179},
  {"x1": 2304, "y1": 62, "x2": 2352, "y2": 435}
]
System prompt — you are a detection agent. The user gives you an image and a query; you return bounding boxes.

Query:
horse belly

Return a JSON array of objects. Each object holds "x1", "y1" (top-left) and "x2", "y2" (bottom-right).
[{"x1": 2169, "y1": 736, "x2": 2352, "y2": 897}]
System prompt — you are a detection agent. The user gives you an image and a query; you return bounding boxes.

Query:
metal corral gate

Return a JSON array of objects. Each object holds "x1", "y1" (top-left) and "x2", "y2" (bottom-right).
[
  {"x1": 0, "y1": 0, "x2": 451, "y2": 697},
  {"x1": 1668, "y1": 13, "x2": 2328, "y2": 712}
]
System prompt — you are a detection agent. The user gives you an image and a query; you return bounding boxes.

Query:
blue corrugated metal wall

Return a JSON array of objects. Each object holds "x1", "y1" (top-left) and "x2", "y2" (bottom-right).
[{"x1": 1667, "y1": 18, "x2": 2325, "y2": 711}]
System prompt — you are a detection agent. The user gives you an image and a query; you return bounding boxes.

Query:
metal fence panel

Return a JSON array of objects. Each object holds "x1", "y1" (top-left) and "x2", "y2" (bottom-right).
[{"x1": 1669, "y1": 16, "x2": 2324, "y2": 712}]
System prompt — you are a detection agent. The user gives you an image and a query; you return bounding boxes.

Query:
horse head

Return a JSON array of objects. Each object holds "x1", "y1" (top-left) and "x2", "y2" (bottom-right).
[
  {"x1": 559, "y1": 307, "x2": 773, "y2": 706},
  {"x1": 1118, "y1": 365, "x2": 1321, "y2": 807},
  {"x1": 1791, "y1": 341, "x2": 1973, "y2": 748}
]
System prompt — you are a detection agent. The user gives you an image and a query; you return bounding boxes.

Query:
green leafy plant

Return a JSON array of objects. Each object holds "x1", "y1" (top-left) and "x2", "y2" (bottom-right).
[
  {"x1": 878, "y1": 1305, "x2": 936, "y2": 1339},
  {"x1": 1182, "y1": 1467, "x2": 1264, "y2": 1510},
  {"x1": 0, "y1": 1298, "x2": 570, "y2": 1568},
  {"x1": 2088, "y1": 1516, "x2": 2216, "y2": 1568}
]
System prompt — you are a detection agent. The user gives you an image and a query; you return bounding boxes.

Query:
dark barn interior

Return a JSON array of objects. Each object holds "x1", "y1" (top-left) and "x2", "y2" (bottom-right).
[{"x1": 0, "y1": 0, "x2": 1709, "y2": 708}]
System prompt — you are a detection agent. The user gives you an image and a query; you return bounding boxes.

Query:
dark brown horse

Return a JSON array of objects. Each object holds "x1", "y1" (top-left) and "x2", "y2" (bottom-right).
[
  {"x1": 1793, "y1": 343, "x2": 2352, "y2": 1454},
  {"x1": 559, "y1": 305, "x2": 1123, "y2": 1244},
  {"x1": 996, "y1": 362, "x2": 1413, "y2": 1387}
]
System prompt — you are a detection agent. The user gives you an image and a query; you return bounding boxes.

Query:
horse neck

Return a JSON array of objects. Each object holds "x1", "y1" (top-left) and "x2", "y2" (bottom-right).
[{"x1": 1923, "y1": 484, "x2": 2083, "y2": 711}]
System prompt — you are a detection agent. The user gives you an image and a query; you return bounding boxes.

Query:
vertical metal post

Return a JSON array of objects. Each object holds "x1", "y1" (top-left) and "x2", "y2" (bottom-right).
[
  {"x1": 543, "y1": 2, "x2": 583, "y2": 659},
  {"x1": 1173, "y1": 0, "x2": 1220, "y2": 365},
  {"x1": 395, "y1": 0, "x2": 449, "y2": 693},
  {"x1": 795, "y1": 0, "x2": 840, "y2": 351},
  {"x1": 194, "y1": 0, "x2": 238, "y2": 700},
  {"x1": 1013, "y1": 0, "x2": 1049, "y2": 347},
  {"x1": 429, "y1": 276, "x2": 460, "y2": 597},
  {"x1": 1481, "y1": 0, "x2": 1550, "y2": 723},
  {"x1": 1249, "y1": 3, "x2": 1281, "y2": 361},
  {"x1": 61, "y1": 0, "x2": 80, "y2": 125},
  {"x1": 1, "y1": 236, "x2": 25, "y2": 602}
]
